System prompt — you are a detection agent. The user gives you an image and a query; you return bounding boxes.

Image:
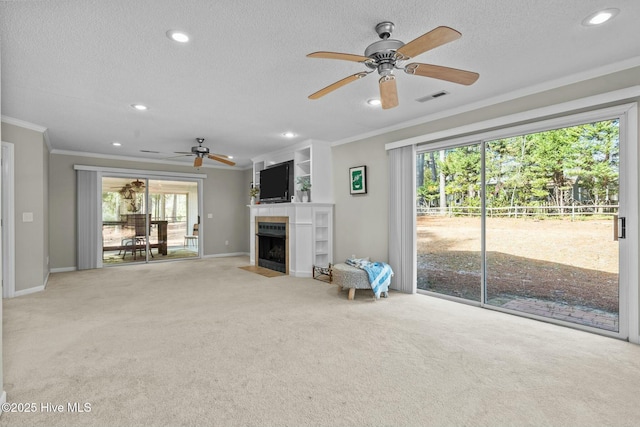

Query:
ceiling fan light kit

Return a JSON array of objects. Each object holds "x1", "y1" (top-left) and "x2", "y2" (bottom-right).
[
  {"x1": 166, "y1": 29, "x2": 190, "y2": 43},
  {"x1": 307, "y1": 21, "x2": 479, "y2": 109}
]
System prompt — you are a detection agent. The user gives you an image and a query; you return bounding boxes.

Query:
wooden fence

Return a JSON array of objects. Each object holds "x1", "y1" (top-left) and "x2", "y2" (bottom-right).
[{"x1": 417, "y1": 204, "x2": 619, "y2": 219}]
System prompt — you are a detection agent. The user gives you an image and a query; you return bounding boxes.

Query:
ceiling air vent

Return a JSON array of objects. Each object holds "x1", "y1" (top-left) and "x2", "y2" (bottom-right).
[
  {"x1": 140, "y1": 149, "x2": 161, "y2": 154},
  {"x1": 416, "y1": 90, "x2": 449, "y2": 103}
]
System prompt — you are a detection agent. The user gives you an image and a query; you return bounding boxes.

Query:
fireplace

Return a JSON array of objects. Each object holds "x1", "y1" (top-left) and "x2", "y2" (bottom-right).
[{"x1": 256, "y1": 218, "x2": 288, "y2": 273}]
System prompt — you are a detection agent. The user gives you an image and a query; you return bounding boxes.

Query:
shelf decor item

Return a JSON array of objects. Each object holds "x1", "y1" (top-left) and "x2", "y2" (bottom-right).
[
  {"x1": 296, "y1": 176, "x2": 311, "y2": 202},
  {"x1": 349, "y1": 166, "x2": 367, "y2": 195},
  {"x1": 249, "y1": 185, "x2": 259, "y2": 205}
]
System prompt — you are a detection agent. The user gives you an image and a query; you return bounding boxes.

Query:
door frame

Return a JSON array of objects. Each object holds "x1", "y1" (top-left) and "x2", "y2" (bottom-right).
[
  {"x1": 1, "y1": 142, "x2": 15, "y2": 299},
  {"x1": 414, "y1": 103, "x2": 638, "y2": 341},
  {"x1": 101, "y1": 173, "x2": 204, "y2": 264},
  {"x1": 74, "y1": 165, "x2": 207, "y2": 268}
]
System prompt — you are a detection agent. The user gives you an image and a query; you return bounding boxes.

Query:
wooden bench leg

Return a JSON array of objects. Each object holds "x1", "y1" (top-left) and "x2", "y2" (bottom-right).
[{"x1": 348, "y1": 288, "x2": 355, "y2": 301}]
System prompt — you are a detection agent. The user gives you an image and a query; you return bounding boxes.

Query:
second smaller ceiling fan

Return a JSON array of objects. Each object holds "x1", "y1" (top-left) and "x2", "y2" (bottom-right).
[{"x1": 173, "y1": 138, "x2": 236, "y2": 168}]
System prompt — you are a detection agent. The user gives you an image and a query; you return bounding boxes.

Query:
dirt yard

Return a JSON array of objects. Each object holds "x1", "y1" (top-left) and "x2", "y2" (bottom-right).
[{"x1": 417, "y1": 216, "x2": 619, "y2": 313}]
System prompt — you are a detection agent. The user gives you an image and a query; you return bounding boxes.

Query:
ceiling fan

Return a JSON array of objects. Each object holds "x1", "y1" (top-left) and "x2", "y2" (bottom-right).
[
  {"x1": 307, "y1": 22, "x2": 479, "y2": 109},
  {"x1": 173, "y1": 138, "x2": 236, "y2": 168}
]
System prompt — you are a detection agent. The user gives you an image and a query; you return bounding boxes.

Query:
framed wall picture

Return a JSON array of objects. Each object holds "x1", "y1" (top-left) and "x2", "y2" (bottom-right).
[{"x1": 349, "y1": 166, "x2": 367, "y2": 195}]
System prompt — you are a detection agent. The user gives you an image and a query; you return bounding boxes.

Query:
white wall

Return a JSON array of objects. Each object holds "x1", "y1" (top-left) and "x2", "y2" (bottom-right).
[
  {"x1": 0, "y1": 122, "x2": 48, "y2": 293},
  {"x1": 332, "y1": 138, "x2": 389, "y2": 264}
]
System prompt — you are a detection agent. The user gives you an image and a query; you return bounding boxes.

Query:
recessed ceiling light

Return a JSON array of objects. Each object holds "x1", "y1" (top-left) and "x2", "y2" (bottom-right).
[
  {"x1": 283, "y1": 132, "x2": 297, "y2": 138},
  {"x1": 227, "y1": 155, "x2": 234, "y2": 159},
  {"x1": 367, "y1": 98, "x2": 381, "y2": 106},
  {"x1": 166, "y1": 30, "x2": 190, "y2": 43},
  {"x1": 582, "y1": 8, "x2": 619, "y2": 26},
  {"x1": 112, "y1": 142, "x2": 122, "y2": 147},
  {"x1": 131, "y1": 104, "x2": 148, "y2": 111}
]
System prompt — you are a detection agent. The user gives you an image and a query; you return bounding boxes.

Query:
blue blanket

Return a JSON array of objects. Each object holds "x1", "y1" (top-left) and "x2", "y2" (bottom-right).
[{"x1": 345, "y1": 259, "x2": 394, "y2": 299}]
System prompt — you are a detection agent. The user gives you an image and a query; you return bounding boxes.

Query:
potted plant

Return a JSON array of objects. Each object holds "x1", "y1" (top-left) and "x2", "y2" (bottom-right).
[
  {"x1": 249, "y1": 185, "x2": 259, "y2": 205},
  {"x1": 296, "y1": 176, "x2": 311, "y2": 202}
]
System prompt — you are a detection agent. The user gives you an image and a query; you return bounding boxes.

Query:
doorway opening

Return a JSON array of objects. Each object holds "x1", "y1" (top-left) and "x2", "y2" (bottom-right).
[{"x1": 101, "y1": 177, "x2": 199, "y2": 264}]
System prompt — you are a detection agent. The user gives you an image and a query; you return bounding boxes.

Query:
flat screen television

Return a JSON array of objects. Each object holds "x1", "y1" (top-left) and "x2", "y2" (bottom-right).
[{"x1": 259, "y1": 160, "x2": 293, "y2": 203}]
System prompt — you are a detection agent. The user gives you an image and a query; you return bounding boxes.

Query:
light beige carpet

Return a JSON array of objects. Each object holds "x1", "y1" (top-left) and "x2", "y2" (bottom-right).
[{"x1": 2, "y1": 256, "x2": 640, "y2": 427}]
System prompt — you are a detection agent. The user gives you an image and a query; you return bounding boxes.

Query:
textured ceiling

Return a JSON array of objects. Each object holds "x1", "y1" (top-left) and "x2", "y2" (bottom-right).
[{"x1": 2, "y1": 0, "x2": 640, "y2": 169}]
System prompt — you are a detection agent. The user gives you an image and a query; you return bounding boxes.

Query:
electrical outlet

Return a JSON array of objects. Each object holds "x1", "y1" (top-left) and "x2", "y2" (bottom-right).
[{"x1": 225, "y1": 240, "x2": 229, "y2": 246}]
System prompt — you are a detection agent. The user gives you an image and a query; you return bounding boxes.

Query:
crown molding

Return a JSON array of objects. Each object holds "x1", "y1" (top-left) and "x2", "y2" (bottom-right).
[
  {"x1": 1, "y1": 115, "x2": 53, "y2": 152},
  {"x1": 385, "y1": 87, "x2": 640, "y2": 151},
  {"x1": 1, "y1": 115, "x2": 47, "y2": 132}
]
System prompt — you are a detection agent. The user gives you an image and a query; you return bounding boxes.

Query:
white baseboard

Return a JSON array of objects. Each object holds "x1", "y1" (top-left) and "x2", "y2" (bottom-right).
[
  {"x1": 14, "y1": 285, "x2": 45, "y2": 297},
  {"x1": 50, "y1": 267, "x2": 77, "y2": 273},
  {"x1": 291, "y1": 270, "x2": 313, "y2": 278},
  {"x1": 202, "y1": 252, "x2": 249, "y2": 259}
]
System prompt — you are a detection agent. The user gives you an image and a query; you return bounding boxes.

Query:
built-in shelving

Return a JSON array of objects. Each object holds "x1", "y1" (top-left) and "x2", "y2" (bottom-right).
[
  {"x1": 253, "y1": 161, "x2": 265, "y2": 188},
  {"x1": 252, "y1": 139, "x2": 332, "y2": 203},
  {"x1": 313, "y1": 208, "x2": 332, "y2": 268},
  {"x1": 250, "y1": 140, "x2": 333, "y2": 276}
]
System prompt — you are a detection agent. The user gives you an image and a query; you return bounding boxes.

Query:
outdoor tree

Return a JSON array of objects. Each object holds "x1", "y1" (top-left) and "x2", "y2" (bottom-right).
[
  {"x1": 416, "y1": 119, "x2": 619, "y2": 215},
  {"x1": 573, "y1": 120, "x2": 619, "y2": 206},
  {"x1": 441, "y1": 145, "x2": 481, "y2": 205}
]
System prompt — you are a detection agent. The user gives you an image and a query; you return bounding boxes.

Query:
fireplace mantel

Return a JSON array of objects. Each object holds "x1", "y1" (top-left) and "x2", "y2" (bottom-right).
[{"x1": 249, "y1": 203, "x2": 333, "y2": 277}]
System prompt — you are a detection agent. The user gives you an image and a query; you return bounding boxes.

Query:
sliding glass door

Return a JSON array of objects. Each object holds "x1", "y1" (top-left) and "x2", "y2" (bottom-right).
[
  {"x1": 147, "y1": 179, "x2": 199, "y2": 263},
  {"x1": 416, "y1": 146, "x2": 482, "y2": 303},
  {"x1": 101, "y1": 177, "x2": 199, "y2": 265},
  {"x1": 102, "y1": 176, "x2": 150, "y2": 265},
  {"x1": 484, "y1": 122, "x2": 620, "y2": 331},
  {"x1": 416, "y1": 117, "x2": 624, "y2": 334}
]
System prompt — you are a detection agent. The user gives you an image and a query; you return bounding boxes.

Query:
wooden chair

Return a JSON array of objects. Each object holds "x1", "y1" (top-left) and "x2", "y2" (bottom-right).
[
  {"x1": 184, "y1": 223, "x2": 199, "y2": 247},
  {"x1": 122, "y1": 214, "x2": 154, "y2": 259}
]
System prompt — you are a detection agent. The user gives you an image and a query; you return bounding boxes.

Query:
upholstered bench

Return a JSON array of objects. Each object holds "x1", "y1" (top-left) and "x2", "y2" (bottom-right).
[{"x1": 332, "y1": 262, "x2": 389, "y2": 300}]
